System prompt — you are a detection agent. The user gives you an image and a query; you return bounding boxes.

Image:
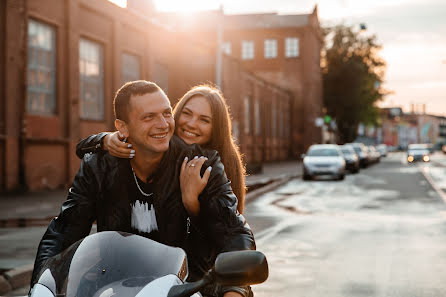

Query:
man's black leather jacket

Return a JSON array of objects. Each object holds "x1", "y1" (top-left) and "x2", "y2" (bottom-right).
[{"x1": 31, "y1": 135, "x2": 255, "y2": 297}]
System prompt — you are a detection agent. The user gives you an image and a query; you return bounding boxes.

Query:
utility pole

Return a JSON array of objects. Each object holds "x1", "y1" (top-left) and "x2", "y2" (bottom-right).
[{"x1": 215, "y1": 5, "x2": 223, "y2": 88}]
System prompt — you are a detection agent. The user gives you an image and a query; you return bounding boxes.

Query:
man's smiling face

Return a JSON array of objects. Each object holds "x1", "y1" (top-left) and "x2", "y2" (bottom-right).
[{"x1": 125, "y1": 90, "x2": 175, "y2": 157}]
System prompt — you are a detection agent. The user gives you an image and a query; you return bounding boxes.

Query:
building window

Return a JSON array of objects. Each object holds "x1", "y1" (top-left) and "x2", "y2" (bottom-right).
[
  {"x1": 232, "y1": 120, "x2": 240, "y2": 143},
  {"x1": 27, "y1": 19, "x2": 56, "y2": 115},
  {"x1": 244, "y1": 96, "x2": 251, "y2": 134},
  {"x1": 254, "y1": 98, "x2": 261, "y2": 136},
  {"x1": 284, "y1": 105, "x2": 289, "y2": 137},
  {"x1": 222, "y1": 42, "x2": 231, "y2": 55},
  {"x1": 271, "y1": 101, "x2": 277, "y2": 137},
  {"x1": 152, "y1": 62, "x2": 168, "y2": 94},
  {"x1": 279, "y1": 102, "x2": 284, "y2": 137},
  {"x1": 285, "y1": 37, "x2": 299, "y2": 57},
  {"x1": 122, "y1": 53, "x2": 140, "y2": 84},
  {"x1": 264, "y1": 39, "x2": 277, "y2": 59},
  {"x1": 241, "y1": 40, "x2": 254, "y2": 60},
  {"x1": 79, "y1": 38, "x2": 104, "y2": 120}
]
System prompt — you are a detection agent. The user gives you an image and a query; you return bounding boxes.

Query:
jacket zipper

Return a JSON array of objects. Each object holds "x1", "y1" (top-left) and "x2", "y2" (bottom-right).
[{"x1": 186, "y1": 217, "x2": 191, "y2": 234}]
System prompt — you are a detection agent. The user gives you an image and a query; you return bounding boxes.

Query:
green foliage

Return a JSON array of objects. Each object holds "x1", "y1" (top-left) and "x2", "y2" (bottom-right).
[{"x1": 322, "y1": 24, "x2": 386, "y2": 143}]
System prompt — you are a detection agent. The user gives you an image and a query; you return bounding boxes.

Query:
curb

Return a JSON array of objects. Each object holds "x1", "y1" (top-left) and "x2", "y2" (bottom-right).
[
  {"x1": 246, "y1": 174, "x2": 299, "y2": 203},
  {"x1": 0, "y1": 217, "x2": 53, "y2": 228},
  {"x1": 0, "y1": 276, "x2": 12, "y2": 296},
  {"x1": 0, "y1": 264, "x2": 33, "y2": 295}
]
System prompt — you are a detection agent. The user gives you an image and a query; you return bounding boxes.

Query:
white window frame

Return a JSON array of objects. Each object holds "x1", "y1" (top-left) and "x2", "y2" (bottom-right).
[
  {"x1": 285, "y1": 37, "x2": 299, "y2": 58},
  {"x1": 27, "y1": 19, "x2": 56, "y2": 115},
  {"x1": 79, "y1": 38, "x2": 104, "y2": 120},
  {"x1": 264, "y1": 39, "x2": 277, "y2": 59},
  {"x1": 222, "y1": 42, "x2": 231, "y2": 55},
  {"x1": 241, "y1": 40, "x2": 254, "y2": 60}
]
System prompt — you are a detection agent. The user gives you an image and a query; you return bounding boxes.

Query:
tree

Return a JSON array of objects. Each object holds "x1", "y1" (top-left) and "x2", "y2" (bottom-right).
[{"x1": 322, "y1": 24, "x2": 387, "y2": 143}]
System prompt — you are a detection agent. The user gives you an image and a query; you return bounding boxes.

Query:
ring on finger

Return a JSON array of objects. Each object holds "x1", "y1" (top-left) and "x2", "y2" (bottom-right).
[{"x1": 189, "y1": 163, "x2": 196, "y2": 167}]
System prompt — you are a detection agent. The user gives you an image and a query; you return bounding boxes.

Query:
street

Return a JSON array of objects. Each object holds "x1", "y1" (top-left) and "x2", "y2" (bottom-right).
[
  {"x1": 246, "y1": 152, "x2": 446, "y2": 297},
  {"x1": 2, "y1": 152, "x2": 446, "y2": 296}
]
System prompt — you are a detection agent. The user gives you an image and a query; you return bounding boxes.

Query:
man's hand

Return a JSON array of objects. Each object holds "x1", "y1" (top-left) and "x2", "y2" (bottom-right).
[{"x1": 180, "y1": 156, "x2": 211, "y2": 216}]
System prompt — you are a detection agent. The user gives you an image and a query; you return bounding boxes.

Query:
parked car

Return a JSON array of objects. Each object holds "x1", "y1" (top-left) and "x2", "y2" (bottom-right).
[
  {"x1": 346, "y1": 143, "x2": 369, "y2": 168},
  {"x1": 376, "y1": 144, "x2": 388, "y2": 157},
  {"x1": 340, "y1": 145, "x2": 360, "y2": 174},
  {"x1": 367, "y1": 146, "x2": 381, "y2": 163},
  {"x1": 302, "y1": 144, "x2": 346, "y2": 181},
  {"x1": 407, "y1": 144, "x2": 430, "y2": 163}
]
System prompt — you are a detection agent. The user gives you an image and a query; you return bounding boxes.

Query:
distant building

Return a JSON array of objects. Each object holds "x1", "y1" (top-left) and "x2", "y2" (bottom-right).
[
  {"x1": 378, "y1": 107, "x2": 445, "y2": 149},
  {"x1": 157, "y1": 6, "x2": 324, "y2": 156}
]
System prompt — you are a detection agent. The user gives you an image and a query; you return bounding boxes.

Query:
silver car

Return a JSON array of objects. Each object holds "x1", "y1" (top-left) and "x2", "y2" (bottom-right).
[{"x1": 302, "y1": 144, "x2": 346, "y2": 181}]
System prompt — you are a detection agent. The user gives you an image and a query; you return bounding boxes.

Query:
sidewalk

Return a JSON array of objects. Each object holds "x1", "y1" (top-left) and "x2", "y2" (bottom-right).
[{"x1": 0, "y1": 159, "x2": 301, "y2": 296}]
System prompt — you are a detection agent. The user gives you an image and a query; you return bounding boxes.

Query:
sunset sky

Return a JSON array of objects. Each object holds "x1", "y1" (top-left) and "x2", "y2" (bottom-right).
[{"x1": 117, "y1": 0, "x2": 446, "y2": 116}]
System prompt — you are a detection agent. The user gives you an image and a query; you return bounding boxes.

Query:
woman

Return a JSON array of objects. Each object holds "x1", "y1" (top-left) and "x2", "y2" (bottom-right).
[{"x1": 77, "y1": 85, "x2": 246, "y2": 214}]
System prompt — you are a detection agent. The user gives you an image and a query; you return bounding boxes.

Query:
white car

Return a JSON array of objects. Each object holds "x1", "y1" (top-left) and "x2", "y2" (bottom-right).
[
  {"x1": 407, "y1": 144, "x2": 430, "y2": 163},
  {"x1": 302, "y1": 144, "x2": 346, "y2": 181}
]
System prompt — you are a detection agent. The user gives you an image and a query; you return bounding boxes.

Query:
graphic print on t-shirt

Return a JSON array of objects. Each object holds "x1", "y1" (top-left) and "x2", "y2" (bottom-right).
[{"x1": 131, "y1": 200, "x2": 158, "y2": 233}]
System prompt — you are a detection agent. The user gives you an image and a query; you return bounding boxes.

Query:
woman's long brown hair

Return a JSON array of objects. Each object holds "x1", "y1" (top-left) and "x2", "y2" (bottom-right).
[{"x1": 173, "y1": 85, "x2": 246, "y2": 213}]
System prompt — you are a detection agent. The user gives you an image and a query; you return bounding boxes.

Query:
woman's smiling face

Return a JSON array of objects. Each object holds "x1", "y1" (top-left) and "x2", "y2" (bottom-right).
[{"x1": 176, "y1": 95, "x2": 212, "y2": 145}]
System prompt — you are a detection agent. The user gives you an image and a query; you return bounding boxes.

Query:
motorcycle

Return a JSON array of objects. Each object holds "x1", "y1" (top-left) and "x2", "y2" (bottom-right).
[{"x1": 30, "y1": 231, "x2": 268, "y2": 297}]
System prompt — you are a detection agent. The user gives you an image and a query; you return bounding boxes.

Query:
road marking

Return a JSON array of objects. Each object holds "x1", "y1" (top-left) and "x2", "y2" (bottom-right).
[{"x1": 419, "y1": 165, "x2": 446, "y2": 203}]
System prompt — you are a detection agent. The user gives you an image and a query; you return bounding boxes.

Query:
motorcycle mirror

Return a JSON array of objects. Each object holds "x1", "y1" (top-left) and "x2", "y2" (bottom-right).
[
  {"x1": 213, "y1": 250, "x2": 268, "y2": 286},
  {"x1": 167, "y1": 250, "x2": 268, "y2": 297}
]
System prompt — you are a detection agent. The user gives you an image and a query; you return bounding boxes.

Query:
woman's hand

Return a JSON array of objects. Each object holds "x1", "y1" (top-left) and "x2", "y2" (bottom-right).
[
  {"x1": 103, "y1": 131, "x2": 135, "y2": 158},
  {"x1": 180, "y1": 156, "x2": 212, "y2": 217}
]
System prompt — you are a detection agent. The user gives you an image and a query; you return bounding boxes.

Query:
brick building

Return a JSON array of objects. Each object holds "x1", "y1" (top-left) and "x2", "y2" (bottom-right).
[
  {"x1": 0, "y1": 0, "x2": 294, "y2": 192},
  {"x1": 377, "y1": 108, "x2": 445, "y2": 149},
  {"x1": 159, "y1": 6, "x2": 324, "y2": 156}
]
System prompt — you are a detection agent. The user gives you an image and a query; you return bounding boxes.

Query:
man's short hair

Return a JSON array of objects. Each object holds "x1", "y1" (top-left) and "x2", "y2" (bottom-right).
[{"x1": 113, "y1": 80, "x2": 163, "y2": 122}]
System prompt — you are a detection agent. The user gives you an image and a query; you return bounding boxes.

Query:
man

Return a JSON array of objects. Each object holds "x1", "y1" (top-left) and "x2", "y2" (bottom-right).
[{"x1": 31, "y1": 81, "x2": 255, "y2": 297}]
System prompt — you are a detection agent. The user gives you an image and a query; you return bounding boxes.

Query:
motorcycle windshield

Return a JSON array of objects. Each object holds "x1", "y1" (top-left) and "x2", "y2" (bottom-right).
[{"x1": 38, "y1": 231, "x2": 188, "y2": 297}]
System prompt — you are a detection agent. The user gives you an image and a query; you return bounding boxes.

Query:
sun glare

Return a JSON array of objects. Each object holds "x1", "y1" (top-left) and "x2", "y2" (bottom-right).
[
  {"x1": 153, "y1": 0, "x2": 220, "y2": 13},
  {"x1": 108, "y1": 0, "x2": 127, "y2": 8}
]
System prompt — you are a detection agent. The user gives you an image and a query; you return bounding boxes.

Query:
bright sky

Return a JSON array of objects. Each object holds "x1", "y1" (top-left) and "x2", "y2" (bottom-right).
[{"x1": 119, "y1": 0, "x2": 446, "y2": 116}]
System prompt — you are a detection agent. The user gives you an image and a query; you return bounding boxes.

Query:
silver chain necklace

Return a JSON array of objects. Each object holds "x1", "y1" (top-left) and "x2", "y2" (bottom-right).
[{"x1": 131, "y1": 166, "x2": 153, "y2": 197}]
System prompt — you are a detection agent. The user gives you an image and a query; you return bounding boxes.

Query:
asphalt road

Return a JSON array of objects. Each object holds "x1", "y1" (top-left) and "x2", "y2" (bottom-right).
[{"x1": 245, "y1": 152, "x2": 446, "y2": 297}]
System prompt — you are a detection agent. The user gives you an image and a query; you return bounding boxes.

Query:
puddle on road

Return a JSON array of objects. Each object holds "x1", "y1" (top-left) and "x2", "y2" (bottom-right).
[
  {"x1": 272, "y1": 196, "x2": 313, "y2": 214},
  {"x1": 270, "y1": 178, "x2": 400, "y2": 216}
]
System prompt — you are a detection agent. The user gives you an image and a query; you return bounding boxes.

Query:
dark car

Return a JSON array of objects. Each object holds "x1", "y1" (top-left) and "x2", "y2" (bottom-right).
[
  {"x1": 346, "y1": 143, "x2": 369, "y2": 168},
  {"x1": 340, "y1": 145, "x2": 360, "y2": 173}
]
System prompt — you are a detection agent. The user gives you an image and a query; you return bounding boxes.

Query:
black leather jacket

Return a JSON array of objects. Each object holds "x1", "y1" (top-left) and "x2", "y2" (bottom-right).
[{"x1": 31, "y1": 135, "x2": 255, "y2": 297}]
